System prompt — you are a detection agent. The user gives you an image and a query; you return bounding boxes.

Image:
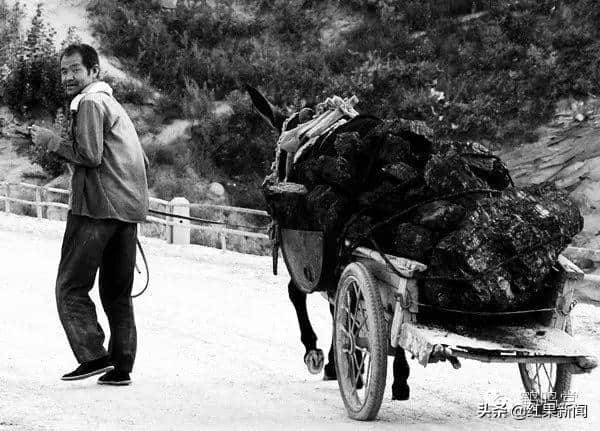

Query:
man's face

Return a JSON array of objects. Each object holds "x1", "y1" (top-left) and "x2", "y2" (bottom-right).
[{"x1": 60, "y1": 53, "x2": 98, "y2": 96}]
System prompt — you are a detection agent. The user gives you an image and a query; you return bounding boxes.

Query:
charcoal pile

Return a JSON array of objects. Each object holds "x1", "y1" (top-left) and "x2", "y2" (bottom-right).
[{"x1": 263, "y1": 112, "x2": 583, "y2": 312}]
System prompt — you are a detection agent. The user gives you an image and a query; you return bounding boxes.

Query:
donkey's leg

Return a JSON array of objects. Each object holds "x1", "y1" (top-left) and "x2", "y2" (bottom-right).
[
  {"x1": 323, "y1": 304, "x2": 337, "y2": 380},
  {"x1": 391, "y1": 347, "x2": 410, "y2": 401},
  {"x1": 288, "y1": 280, "x2": 324, "y2": 374}
]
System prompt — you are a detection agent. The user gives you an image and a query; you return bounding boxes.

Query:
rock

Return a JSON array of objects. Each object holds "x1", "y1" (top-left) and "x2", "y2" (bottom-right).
[
  {"x1": 424, "y1": 149, "x2": 487, "y2": 195},
  {"x1": 381, "y1": 162, "x2": 420, "y2": 186},
  {"x1": 306, "y1": 185, "x2": 350, "y2": 233},
  {"x1": 413, "y1": 200, "x2": 465, "y2": 232},
  {"x1": 208, "y1": 182, "x2": 225, "y2": 197},
  {"x1": 423, "y1": 186, "x2": 582, "y2": 311},
  {"x1": 392, "y1": 223, "x2": 437, "y2": 262}
]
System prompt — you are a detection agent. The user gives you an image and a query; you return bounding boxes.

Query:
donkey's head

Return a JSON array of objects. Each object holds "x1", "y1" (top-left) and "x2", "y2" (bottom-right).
[
  {"x1": 246, "y1": 85, "x2": 380, "y2": 182},
  {"x1": 245, "y1": 84, "x2": 314, "y2": 135}
]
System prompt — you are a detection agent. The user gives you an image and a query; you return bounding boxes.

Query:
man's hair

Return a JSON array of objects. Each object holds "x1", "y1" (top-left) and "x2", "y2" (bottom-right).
[{"x1": 60, "y1": 44, "x2": 100, "y2": 71}]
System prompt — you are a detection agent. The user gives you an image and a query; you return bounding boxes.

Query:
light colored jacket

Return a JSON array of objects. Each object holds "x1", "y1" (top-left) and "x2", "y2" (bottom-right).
[{"x1": 52, "y1": 81, "x2": 149, "y2": 223}]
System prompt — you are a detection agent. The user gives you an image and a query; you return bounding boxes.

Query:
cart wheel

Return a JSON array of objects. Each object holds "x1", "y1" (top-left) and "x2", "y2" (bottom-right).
[
  {"x1": 518, "y1": 316, "x2": 572, "y2": 407},
  {"x1": 334, "y1": 262, "x2": 387, "y2": 421}
]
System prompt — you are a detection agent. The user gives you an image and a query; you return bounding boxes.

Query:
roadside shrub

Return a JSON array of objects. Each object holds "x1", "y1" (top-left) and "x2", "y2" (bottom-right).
[{"x1": 2, "y1": 3, "x2": 64, "y2": 117}]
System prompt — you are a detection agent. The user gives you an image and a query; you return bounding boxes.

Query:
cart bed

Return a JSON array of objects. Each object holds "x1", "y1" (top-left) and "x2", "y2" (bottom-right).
[{"x1": 398, "y1": 321, "x2": 598, "y2": 371}]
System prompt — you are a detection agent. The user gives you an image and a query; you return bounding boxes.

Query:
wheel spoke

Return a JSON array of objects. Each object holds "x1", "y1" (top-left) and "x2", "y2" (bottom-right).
[
  {"x1": 354, "y1": 313, "x2": 367, "y2": 336},
  {"x1": 339, "y1": 324, "x2": 352, "y2": 339},
  {"x1": 541, "y1": 364, "x2": 555, "y2": 393},
  {"x1": 535, "y1": 364, "x2": 542, "y2": 396}
]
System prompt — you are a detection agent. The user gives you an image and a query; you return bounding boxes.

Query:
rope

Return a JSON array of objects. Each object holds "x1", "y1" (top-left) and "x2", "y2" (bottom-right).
[
  {"x1": 339, "y1": 187, "x2": 502, "y2": 264},
  {"x1": 148, "y1": 208, "x2": 268, "y2": 231},
  {"x1": 132, "y1": 237, "x2": 149, "y2": 298},
  {"x1": 415, "y1": 303, "x2": 557, "y2": 316},
  {"x1": 137, "y1": 207, "x2": 269, "y2": 298}
]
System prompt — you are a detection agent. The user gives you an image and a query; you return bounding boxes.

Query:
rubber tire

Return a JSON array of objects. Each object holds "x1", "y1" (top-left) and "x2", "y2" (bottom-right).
[
  {"x1": 334, "y1": 262, "x2": 388, "y2": 421},
  {"x1": 518, "y1": 316, "x2": 572, "y2": 403}
]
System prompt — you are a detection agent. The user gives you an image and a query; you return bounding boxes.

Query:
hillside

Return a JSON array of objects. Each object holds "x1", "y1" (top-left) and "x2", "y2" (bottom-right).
[{"x1": 3, "y1": 0, "x2": 600, "y2": 220}]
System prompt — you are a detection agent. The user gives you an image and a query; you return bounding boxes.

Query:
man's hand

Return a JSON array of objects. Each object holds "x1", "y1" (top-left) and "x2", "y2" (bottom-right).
[{"x1": 29, "y1": 125, "x2": 60, "y2": 152}]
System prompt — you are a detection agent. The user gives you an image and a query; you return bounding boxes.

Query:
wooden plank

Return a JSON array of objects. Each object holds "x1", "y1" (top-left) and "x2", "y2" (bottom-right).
[
  {"x1": 144, "y1": 216, "x2": 269, "y2": 239},
  {"x1": 44, "y1": 186, "x2": 70, "y2": 195},
  {"x1": 2, "y1": 197, "x2": 36, "y2": 205},
  {"x1": 40, "y1": 201, "x2": 69, "y2": 209},
  {"x1": 557, "y1": 254, "x2": 585, "y2": 281},
  {"x1": 352, "y1": 245, "x2": 427, "y2": 278},
  {"x1": 564, "y1": 246, "x2": 600, "y2": 262},
  {"x1": 149, "y1": 197, "x2": 170, "y2": 206},
  {"x1": 18, "y1": 182, "x2": 39, "y2": 190},
  {"x1": 450, "y1": 350, "x2": 585, "y2": 364},
  {"x1": 397, "y1": 322, "x2": 596, "y2": 367},
  {"x1": 583, "y1": 274, "x2": 600, "y2": 283}
]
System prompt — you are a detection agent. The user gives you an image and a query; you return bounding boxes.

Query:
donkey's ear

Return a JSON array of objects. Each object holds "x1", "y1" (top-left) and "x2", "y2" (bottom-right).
[{"x1": 245, "y1": 84, "x2": 286, "y2": 131}]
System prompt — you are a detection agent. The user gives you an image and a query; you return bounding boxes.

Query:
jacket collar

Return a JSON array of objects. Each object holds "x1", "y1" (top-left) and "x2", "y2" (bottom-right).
[{"x1": 69, "y1": 81, "x2": 113, "y2": 112}]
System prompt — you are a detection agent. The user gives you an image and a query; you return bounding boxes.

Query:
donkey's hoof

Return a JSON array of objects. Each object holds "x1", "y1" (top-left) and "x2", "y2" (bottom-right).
[
  {"x1": 323, "y1": 363, "x2": 337, "y2": 381},
  {"x1": 304, "y1": 349, "x2": 324, "y2": 375},
  {"x1": 392, "y1": 384, "x2": 410, "y2": 401}
]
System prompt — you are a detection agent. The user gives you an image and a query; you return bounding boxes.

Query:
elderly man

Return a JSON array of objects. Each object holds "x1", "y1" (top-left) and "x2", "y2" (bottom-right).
[{"x1": 30, "y1": 44, "x2": 148, "y2": 386}]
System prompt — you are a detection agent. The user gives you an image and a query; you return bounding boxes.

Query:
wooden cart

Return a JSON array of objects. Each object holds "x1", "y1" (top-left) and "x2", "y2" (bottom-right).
[{"x1": 280, "y1": 228, "x2": 599, "y2": 421}]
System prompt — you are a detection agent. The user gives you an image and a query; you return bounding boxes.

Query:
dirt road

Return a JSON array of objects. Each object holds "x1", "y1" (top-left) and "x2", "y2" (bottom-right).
[{"x1": 1, "y1": 213, "x2": 599, "y2": 430}]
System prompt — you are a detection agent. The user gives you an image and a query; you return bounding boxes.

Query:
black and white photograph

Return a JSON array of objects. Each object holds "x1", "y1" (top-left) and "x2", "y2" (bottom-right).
[{"x1": 0, "y1": 0, "x2": 599, "y2": 429}]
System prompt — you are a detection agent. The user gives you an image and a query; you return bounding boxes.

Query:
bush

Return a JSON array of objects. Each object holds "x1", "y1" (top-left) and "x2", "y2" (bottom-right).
[{"x1": 2, "y1": 3, "x2": 64, "y2": 117}]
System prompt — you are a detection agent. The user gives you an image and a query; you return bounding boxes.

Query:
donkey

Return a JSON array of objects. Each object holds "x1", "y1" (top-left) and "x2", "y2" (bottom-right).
[{"x1": 247, "y1": 86, "x2": 410, "y2": 401}]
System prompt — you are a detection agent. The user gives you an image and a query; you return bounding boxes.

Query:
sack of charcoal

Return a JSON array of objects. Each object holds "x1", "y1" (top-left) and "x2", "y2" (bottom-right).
[{"x1": 262, "y1": 105, "x2": 583, "y2": 312}]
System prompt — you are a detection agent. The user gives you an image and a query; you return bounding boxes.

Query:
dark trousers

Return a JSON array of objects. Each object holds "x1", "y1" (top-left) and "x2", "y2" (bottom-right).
[{"x1": 56, "y1": 213, "x2": 137, "y2": 372}]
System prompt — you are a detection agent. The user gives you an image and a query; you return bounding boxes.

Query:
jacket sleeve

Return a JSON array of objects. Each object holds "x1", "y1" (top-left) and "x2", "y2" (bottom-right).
[{"x1": 51, "y1": 99, "x2": 104, "y2": 167}]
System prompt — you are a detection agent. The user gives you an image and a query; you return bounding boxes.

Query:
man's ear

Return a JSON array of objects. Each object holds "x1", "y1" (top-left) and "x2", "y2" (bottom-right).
[
  {"x1": 245, "y1": 84, "x2": 286, "y2": 131},
  {"x1": 90, "y1": 64, "x2": 100, "y2": 79}
]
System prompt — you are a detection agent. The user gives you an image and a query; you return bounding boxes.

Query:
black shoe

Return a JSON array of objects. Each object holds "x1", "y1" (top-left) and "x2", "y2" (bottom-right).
[
  {"x1": 98, "y1": 370, "x2": 131, "y2": 386},
  {"x1": 61, "y1": 356, "x2": 114, "y2": 381}
]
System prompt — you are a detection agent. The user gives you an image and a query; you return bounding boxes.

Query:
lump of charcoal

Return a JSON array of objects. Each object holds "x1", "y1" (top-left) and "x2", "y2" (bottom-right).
[
  {"x1": 522, "y1": 183, "x2": 584, "y2": 237},
  {"x1": 392, "y1": 222, "x2": 436, "y2": 262},
  {"x1": 333, "y1": 132, "x2": 364, "y2": 160},
  {"x1": 433, "y1": 140, "x2": 512, "y2": 191},
  {"x1": 306, "y1": 185, "x2": 350, "y2": 233},
  {"x1": 357, "y1": 181, "x2": 406, "y2": 212},
  {"x1": 372, "y1": 118, "x2": 434, "y2": 140},
  {"x1": 480, "y1": 158, "x2": 512, "y2": 190},
  {"x1": 424, "y1": 149, "x2": 487, "y2": 195},
  {"x1": 376, "y1": 133, "x2": 417, "y2": 167},
  {"x1": 413, "y1": 200, "x2": 465, "y2": 232},
  {"x1": 345, "y1": 215, "x2": 375, "y2": 243},
  {"x1": 291, "y1": 159, "x2": 318, "y2": 189},
  {"x1": 422, "y1": 186, "x2": 583, "y2": 312},
  {"x1": 312, "y1": 155, "x2": 357, "y2": 191},
  {"x1": 381, "y1": 162, "x2": 420, "y2": 187}
]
